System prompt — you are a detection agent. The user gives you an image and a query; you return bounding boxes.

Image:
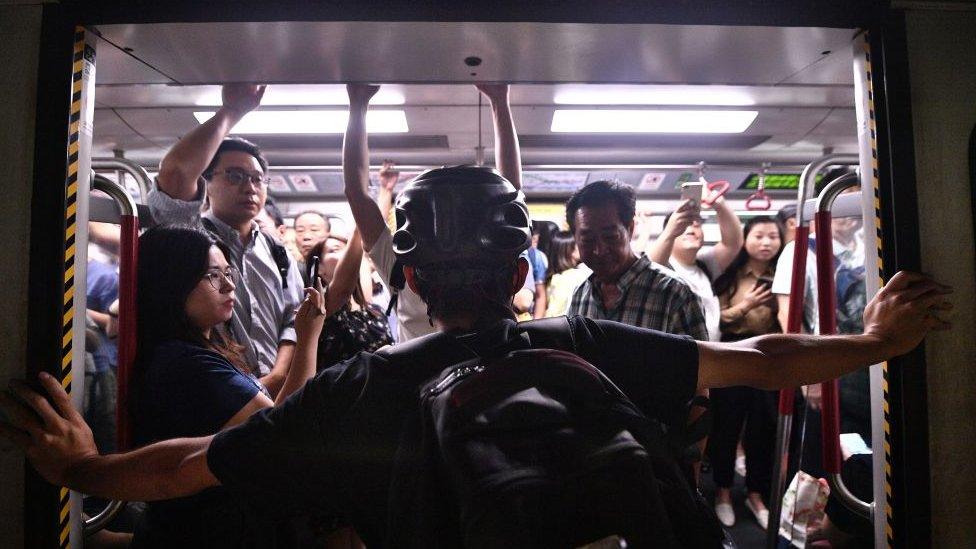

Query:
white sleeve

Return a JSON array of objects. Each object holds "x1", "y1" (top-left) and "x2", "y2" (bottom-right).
[
  {"x1": 367, "y1": 228, "x2": 397, "y2": 286},
  {"x1": 772, "y1": 241, "x2": 796, "y2": 295},
  {"x1": 146, "y1": 177, "x2": 207, "y2": 226},
  {"x1": 696, "y1": 246, "x2": 722, "y2": 282}
]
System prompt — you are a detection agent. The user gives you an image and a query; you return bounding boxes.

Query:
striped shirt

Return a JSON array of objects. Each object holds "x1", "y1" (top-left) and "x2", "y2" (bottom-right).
[{"x1": 568, "y1": 255, "x2": 709, "y2": 341}]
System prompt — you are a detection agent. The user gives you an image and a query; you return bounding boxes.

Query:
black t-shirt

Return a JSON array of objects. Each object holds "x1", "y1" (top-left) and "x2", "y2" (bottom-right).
[{"x1": 207, "y1": 316, "x2": 700, "y2": 548}]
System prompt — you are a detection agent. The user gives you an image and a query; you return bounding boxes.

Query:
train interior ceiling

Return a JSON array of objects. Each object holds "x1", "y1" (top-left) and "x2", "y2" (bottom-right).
[{"x1": 89, "y1": 20, "x2": 861, "y2": 236}]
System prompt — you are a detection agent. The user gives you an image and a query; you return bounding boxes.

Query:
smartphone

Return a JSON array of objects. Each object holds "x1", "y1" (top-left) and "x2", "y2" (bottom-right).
[
  {"x1": 754, "y1": 276, "x2": 774, "y2": 291},
  {"x1": 307, "y1": 255, "x2": 320, "y2": 286},
  {"x1": 680, "y1": 182, "x2": 703, "y2": 215}
]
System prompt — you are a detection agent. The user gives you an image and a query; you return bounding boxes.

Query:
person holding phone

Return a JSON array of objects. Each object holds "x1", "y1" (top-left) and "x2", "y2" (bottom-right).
[
  {"x1": 126, "y1": 225, "x2": 326, "y2": 547},
  {"x1": 648, "y1": 181, "x2": 743, "y2": 343},
  {"x1": 303, "y1": 227, "x2": 393, "y2": 372},
  {"x1": 707, "y1": 215, "x2": 785, "y2": 529}
]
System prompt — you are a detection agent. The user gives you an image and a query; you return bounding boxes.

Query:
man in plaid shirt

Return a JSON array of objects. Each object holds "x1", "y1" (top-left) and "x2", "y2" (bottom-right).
[{"x1": 567, "y1": 180, "x2": 708, "y2": 341}]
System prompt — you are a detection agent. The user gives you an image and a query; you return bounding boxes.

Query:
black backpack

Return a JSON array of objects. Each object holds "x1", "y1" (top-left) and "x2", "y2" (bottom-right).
[{"x1": 386, "y1": 316, "x2": 726, "y2": 548}]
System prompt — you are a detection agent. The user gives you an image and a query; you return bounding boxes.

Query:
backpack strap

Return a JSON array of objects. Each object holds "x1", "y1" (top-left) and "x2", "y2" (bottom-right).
[
  {"x1": 201, "y1": 217, "x2": 290, "y2": 289},
  {"x1": 262, "y1": 231, "x2": 291, "y2": 290},
  {"x1": 517, "y1": 316, "x2": 577, "y2": 353}
]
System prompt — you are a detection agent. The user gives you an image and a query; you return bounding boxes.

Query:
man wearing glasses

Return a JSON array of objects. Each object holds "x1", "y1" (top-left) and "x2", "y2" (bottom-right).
[{"x1": 149, "y1": 84, "x2": 305, "y2": 397}]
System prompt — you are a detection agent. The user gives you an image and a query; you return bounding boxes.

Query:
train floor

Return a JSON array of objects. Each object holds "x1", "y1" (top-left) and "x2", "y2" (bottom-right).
[{"x1": 700, "y1": 462, "x2": 768, "y2": 548}]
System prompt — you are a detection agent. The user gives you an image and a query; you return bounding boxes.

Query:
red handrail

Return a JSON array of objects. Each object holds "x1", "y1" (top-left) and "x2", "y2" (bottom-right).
[
  {"x1": 814, "y1": 210, "x2": 843, "y2": 474},
  {"x1": 116, "y1": 214, "x2": 139, "y2": 451}
]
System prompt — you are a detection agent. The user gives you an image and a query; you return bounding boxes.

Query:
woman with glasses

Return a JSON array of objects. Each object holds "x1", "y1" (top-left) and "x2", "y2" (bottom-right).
[{"x1": 130, "y1": 225, "x2": 325, "y2": 548}]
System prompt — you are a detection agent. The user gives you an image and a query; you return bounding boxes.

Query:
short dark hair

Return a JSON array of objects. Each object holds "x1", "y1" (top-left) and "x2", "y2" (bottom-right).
[
  {"x1": 412, "y1": 261, "x2": 519, "y2": 325},
  {"x1": 202, "y1": 137, "x2": 268, "y2": 179},
  {"x1": 293, "y1": 210, "x2": 331, "y2": 232},
  {"x1": 565, "y1": 180, "x2": 636, "y2": 233},
  {"x1": 263, "y1": 196, "x2": 285, "y2": 228},
  {"x1": 775, "y1": 203, "x2": 797, "y2": 226}
]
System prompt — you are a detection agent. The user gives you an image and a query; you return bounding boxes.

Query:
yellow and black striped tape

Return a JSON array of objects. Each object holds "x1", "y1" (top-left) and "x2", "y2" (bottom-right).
[
  {"x1": 861, "y1": 33, "x2": 894, "y2": 548},
  {"x1": 58, "y1": 26, "x2": 87, "y2": 549}
]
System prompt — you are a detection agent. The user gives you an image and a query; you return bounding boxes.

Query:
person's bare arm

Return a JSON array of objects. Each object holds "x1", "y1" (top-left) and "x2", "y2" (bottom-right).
[
  {"x1": 89, "y1": 222, "x2": 121, "y2": 255},
  {"x1": 325, "y1": 229, "x2": 365, "y2": 315},
  {"x1": 344, "y1": 85, "x2": 388, "y2": 252},
  {"x1": 377, "y1": 160, "x2": 399, "y2": 225},
  {"x1": 532, "y1": 284, "x2": 548, "y2": 319},
  {"x1": 476, "y1": 84, "x2": 522, "y2": 190},
  {"x1": 698, "y1": 272, "x2": 952, "y2": 391},
  {"x1": 0, "y1": 373, "x2": 218, "y2": 502},
  {"x1": 276, "y1": 282, "x2": 326, "y2": 404},
  {"x1": 157, "y1": 84, "x2": 266, "y2": 201},
  {"x1": 647, "y1": 200, "x2": 696, "y2": 264},
  {"x1": 222, "y1": 392, "x2": 274, "y2": 429},
  {"x1": 776, "y1": 294, "x2": 791, "y2": 335},
  {"x1": 259, "y1": 342, "x2": 295, "y2": 398},
  {"x1": 707, "y1": 196, "x2": 743, "y2": 271}
]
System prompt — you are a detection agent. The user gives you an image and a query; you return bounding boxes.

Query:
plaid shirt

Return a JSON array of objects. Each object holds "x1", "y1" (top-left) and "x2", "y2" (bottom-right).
[{"x1": 568, "y1": 255, "x2": 709, "y2": 341}]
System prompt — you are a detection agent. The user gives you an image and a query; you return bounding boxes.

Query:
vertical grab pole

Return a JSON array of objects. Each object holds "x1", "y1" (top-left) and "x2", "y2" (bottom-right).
[
  {"x1": 83, "y1": 177, "x2": 138, "y2": 536},
  {"x1": 814, "y1": 174, "x2": 874, "y2": 519},
  {"x1": 767, "y1": 154, "x2": 859, "y2": 549}
]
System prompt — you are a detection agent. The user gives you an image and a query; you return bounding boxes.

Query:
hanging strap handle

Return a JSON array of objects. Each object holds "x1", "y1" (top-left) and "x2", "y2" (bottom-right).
[{"x1": 745, "y1": 163, "x2": 772, "y2": 210}]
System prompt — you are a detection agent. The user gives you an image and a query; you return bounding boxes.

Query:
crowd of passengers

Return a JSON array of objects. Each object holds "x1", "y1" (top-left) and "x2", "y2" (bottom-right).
[{"x1": 80, "y1": 83, "x2": 872, "y2": 548}]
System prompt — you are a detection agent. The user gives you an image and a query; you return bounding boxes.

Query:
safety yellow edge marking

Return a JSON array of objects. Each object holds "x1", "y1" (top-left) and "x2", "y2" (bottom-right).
[
  {"x1": 863, "y1": 34, "x2": 894, "y2": 548},
  {"x1": 57, "y1": 26, "x2": 88, "y2": 549}
]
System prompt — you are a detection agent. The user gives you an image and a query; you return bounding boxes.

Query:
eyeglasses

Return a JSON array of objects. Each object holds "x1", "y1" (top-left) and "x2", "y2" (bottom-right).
[
  {"x1": 212, "y1": 168, "x2": 270, "y2": 187},
  {"x1": 203, "y1": 266, "x2": 239, "y2": 291}
]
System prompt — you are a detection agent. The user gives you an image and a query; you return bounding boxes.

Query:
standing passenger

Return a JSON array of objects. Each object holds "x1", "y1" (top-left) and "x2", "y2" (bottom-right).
[
  {"x1": 708, "y1": 216, "x2": 784, "y2": 529},
  {"x1": 149, "y1": 84, "x2": 305, "y2": 397},
  {"x1": 343, "y1": 83, "x2": 526, "y2": 342},
  {"x1": 648, "y1": 188, "x2": 743, "y2": 342}
]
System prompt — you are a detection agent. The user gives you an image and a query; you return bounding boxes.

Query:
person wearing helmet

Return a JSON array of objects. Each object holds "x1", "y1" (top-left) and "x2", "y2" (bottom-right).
[
  {"x1": 2, "y1": 155, "x2": 953, "y2": 546},
  {"x1": 344, "y1": 83, "x2": 535, "y2": 342}
]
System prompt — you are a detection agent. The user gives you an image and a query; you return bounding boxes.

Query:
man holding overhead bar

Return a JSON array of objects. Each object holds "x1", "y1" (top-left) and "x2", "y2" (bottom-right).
[
  {"x1": 344, "y1": 83, "x2": 534, "y2": 342},
  {"x1": 148, "y1": 84, "x2": 305, "y2": 397}
]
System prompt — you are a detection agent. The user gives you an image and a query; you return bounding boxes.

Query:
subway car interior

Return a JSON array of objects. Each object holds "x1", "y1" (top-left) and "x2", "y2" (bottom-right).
[{"x1": 3, "y1": 2, "x2": 975, "y2": 548}]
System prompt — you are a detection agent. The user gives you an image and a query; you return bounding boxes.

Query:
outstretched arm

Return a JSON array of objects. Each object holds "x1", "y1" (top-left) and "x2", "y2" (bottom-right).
[
  {"x1": 707, "y1": 196, "x2": 743, "y2": 271},
  {"x1": 377, "y1": 160, "x2": 399, "y2": 225},
  {"x1": 476, "y1": 84, "x2": 522, "y2": 190},
  {"x1": 344, "y1": 84, "x2": 387, "y2": 252},
  {"x1": 697, "y1": 271, "x2": 952, "y2": 391},
  {"x1": 157, "y1": 84, "x2": 265, "y2": 200},
  {"x1": 0, "y1": 372, "x2": 218, "y2": 501}
]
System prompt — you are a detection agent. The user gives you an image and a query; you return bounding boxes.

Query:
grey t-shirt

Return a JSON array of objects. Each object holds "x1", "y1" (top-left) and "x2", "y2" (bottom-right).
[{"x1": 147, "y1": 179, "x2": 305, "y2": 375}]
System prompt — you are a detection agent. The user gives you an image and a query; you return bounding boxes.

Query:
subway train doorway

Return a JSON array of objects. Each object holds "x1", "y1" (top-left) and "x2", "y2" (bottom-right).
[{"x1": 25, "y1": 4, "x2": 925, "y2": 548}]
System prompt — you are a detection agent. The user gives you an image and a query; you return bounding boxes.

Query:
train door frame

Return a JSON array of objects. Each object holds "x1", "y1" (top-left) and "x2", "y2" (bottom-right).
[{"x1": 24, "y1": 2, "x2": 929, "y2": 548}]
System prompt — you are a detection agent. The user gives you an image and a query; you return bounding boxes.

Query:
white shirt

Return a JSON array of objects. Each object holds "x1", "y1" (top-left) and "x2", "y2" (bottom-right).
[{"x1": 668, "y1": 247, "x2": 722, "y2": 342}]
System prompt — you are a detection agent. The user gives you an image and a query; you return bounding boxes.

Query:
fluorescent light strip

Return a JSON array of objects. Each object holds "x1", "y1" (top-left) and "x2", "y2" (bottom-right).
[
  {"x1": 194, "y1": 85, "x2": 406, "y2": 106},
  {"x1": 550, "y1": 109, "x2": 758, "y2": 133},
  {"x1": 193, "y1": 110, "x2": 409, "y2": 134},
  {"x1": 553, "y1": 85, "x2": 758, "y2": 106}
]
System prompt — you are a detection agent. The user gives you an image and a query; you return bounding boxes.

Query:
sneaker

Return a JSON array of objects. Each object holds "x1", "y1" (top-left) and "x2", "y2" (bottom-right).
[
  {"x1": 715, "y1": 502, "x2": 735, "y2": 527},
  {"x1": 745, "y1": 498, "x2": 769, "y2": 530}
]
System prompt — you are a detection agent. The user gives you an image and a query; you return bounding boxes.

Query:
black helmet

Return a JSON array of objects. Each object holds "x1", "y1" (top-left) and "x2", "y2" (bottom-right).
[{"x1": 392, "y1": 166, "x2": 531, "y2": 267}]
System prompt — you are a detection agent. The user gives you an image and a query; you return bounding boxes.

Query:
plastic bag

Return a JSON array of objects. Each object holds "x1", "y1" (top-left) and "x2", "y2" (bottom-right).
[{"x1": 777, "y1": 471, "x2": 830, "y2": 548}]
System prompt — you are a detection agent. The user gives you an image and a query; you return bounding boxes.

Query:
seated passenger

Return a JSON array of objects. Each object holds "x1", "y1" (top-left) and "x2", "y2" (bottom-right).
[
  {"x1": 304, "y1": 228, "x2": 393, "y2": 370},
  {"x1": 127, "y1": 225, "x2": 325, "y2": 547},
  {"x1": 2, "y1": 165, "x2": 952, "y2": 548}
]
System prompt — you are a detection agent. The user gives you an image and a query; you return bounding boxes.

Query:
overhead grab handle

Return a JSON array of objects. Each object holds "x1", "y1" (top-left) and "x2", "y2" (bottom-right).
[
  {"x1": 697, "y1": 161, "x2": 731, "y2": 207},
  {"x1": 745, "y1": 162, "x2": 772, "y2": 211},
  {"x1": 814, "y1": 172, "x2": 873, "y2": 521}
]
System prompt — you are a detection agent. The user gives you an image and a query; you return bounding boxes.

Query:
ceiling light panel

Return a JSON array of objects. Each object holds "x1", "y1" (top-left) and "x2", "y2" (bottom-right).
[
  {"x1": 193, "y1": 110, "x2": 409, "y2": 134},
  {"x1": 193, "y1": 84, "x2": 406, "y2": 106},
  {"x1": 550, "y1": 110, "x2": 758, "y2": 133},
  {"x1": 553, "y1": 85, "x2": 758, "y2": 106}
]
